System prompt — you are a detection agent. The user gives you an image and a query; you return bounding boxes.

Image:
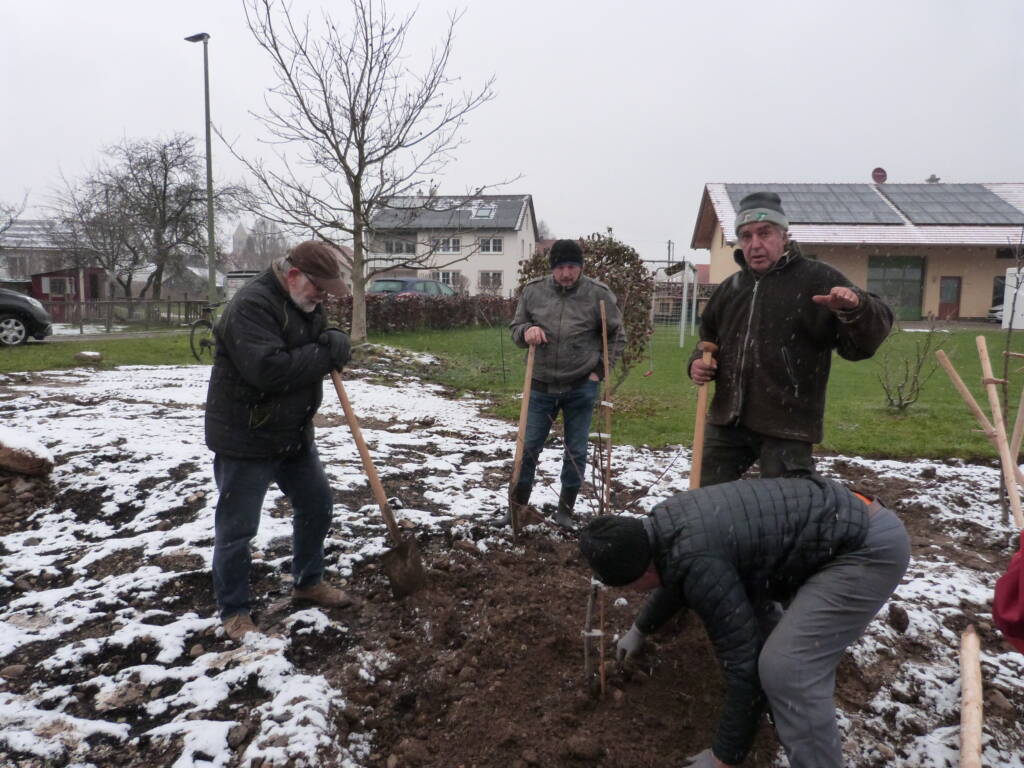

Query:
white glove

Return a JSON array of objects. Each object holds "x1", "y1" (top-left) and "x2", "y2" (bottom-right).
[{"x1": 616, "y1": 623, "x2": 646, "y2": 662}]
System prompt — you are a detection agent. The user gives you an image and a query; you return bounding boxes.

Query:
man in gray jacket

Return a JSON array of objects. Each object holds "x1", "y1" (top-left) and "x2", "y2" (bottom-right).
[{"x1": 509, "y1": 239, "x2": 624, "y2": 529}]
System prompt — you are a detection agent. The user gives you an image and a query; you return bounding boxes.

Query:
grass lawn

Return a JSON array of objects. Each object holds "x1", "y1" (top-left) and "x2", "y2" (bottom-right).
[
  {"x1": 3, "y1": 324, "x2": 1023, "y2": 460},
  {"x1": 368, "y1": 323, "x2": 1024, "y2": 460},
  {"x1": 0, "y1": 332, "x2": 196, "y2": 371}
]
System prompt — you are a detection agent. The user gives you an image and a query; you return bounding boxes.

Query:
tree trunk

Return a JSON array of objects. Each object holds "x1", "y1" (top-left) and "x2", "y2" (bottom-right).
[{"x1": 350, "y1": 206, "x2": 368, "y2": 344}]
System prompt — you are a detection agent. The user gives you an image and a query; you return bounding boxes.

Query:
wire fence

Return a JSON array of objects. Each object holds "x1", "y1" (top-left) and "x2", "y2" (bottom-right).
[{"x1": 42, "y1": 298, "x2": 208, "y2": 332}]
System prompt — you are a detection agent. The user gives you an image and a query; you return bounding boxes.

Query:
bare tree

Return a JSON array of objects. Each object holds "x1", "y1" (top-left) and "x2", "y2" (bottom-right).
[
  {"x1": 0, "y1": 196, "x2": 26, "y2": 237},
  {"x1": 232, "y1": 0, "x2": 501, "y2": 342},
  {"x1": 51, "y1": 173, "x2": 147, "y2": 298},
  {"x1": 53, "y1": 134, "x2": 239, "y2": 299}
]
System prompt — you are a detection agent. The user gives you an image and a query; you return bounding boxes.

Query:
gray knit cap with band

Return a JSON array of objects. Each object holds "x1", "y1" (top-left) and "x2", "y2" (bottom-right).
[{"x1": 734, "y1": 191, "x2": 789, "y2": 235}]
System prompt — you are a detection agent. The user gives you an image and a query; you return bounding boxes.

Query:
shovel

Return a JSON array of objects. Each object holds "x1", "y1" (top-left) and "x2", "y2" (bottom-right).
[
  {"x1": 509, "y1": 345, "x2": 544, "y2": 536},
  {"x1": 689, "y1": 341, "x2": 718, "y2": 490},
  {"x1": 330, "y1": 371, "x2": 426, "y2": 598}
]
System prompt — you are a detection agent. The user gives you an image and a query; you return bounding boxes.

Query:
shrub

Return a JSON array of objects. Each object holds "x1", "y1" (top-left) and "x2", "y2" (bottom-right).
[{"x1": 325, "y1": 293, "x2": 517, "y2": 333}]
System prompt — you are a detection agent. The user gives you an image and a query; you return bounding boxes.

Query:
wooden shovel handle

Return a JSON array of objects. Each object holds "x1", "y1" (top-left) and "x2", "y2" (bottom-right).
[
  {"x1": 509, "y1": 345, "x2": 536, "y2": 493},
  {"x1": 331, "y1": 370, "x2": 403, "y2": 544},
  {"x1": 690, "y1": 341, "x2": 719, "y2": 490}
]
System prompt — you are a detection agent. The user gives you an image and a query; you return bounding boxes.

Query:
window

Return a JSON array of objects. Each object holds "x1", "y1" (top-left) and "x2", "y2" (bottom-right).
[
  {"x1": 47, "y1": 277, "x2": 70, "y2": 296},
  {"x1": 431, "y1": 237, "x2": 461, "y2": 253},
  {"x1": 431, "y1": 270, "x2": 460, "y2": 289},
  {"x1": 7, "y1": 255, "x2": 27, "y2": 278},
  {"x1": 472, "y1": 204, "x2": 496, "y2": 219},
  {"x1": 383, "y1": 238, "x2": 416, "y2": 255},
  {"x1": 479, "y1": 237, "x2": 503, "y2": 253},
  {"x1": 479, "y1": 271, "x2": 503, "y2": 291}
]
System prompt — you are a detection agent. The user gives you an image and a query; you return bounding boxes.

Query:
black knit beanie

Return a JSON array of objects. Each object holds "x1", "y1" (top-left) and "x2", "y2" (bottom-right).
[
  {"x1": 549, "y1": 239, "x2": 584, "y2": 269},
  {"x1": 579, "y1": 516, "x2": 652, "y2": 587},
  {"x1": 734, "y1": 191, "x2": 789, "y2": 235}
]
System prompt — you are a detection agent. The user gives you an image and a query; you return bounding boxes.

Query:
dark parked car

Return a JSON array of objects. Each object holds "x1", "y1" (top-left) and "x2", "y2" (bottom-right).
[
  {"x1": 0, "y1": 288, "x2": 53, "y2": 346},
  {"x1": 367, "y1": 277, "x2": 456, "y2": 297}
]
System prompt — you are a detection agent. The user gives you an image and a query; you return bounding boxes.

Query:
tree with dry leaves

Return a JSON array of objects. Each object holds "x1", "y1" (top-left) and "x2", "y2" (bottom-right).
[{"x1": 233, "y1": 0, "x2": 500, "y2": 343}]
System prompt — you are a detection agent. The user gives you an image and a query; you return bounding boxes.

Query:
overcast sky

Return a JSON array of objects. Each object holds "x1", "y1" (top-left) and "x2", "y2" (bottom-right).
[{"x1": 3, "y1": 0, "x2": 1023, "y2": 264}]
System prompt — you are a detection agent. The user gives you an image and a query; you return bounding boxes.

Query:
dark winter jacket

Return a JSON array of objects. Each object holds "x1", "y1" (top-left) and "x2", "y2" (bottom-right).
[
  {"x1": 689, "y1": 243, "x2": 893, "y2": 443},
  {"x1": 633, "y1": 476, "x2": 870, "y2": 765},
  {"x1": 204, "y1": 268, "x2": 339, "y2": 459},
  {"x1": 510, "y1": 275, "x2": 625, "y2": 389}
]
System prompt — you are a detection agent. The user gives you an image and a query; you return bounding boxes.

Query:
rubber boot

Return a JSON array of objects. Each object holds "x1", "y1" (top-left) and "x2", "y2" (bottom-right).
[
  {"x1": 554, "y1": 486, "x2": 579, "y2": 531},
  {"x1": 506, "y1": 484, "x2": 532, "y2": 527}
]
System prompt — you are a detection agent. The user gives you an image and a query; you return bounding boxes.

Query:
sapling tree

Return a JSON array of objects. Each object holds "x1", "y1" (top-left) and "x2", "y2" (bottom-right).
[{"x1": 876, "y1": 315, "x2": 940, "y2": 412}]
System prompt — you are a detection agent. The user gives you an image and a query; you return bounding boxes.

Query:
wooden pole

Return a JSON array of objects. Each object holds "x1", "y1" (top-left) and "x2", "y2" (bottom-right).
[
  {"x1": 508, "y1": 345, "x2": 537, "y2": 537},
  {"x1": 1010, "y1": 383, "x2": 1024, "y2": 465},
  {"x1": 937, "y1": 350, "x2": 1024, "y2": 491},
  {"x1": 599, "y1": 301, "x2": 613, "y2": 514},
  {"x1": 959, "y1": 624, "x2": 983, "y2": 768},
  {"x1": 689, "y1": 341, "x2": 719, "y2": 490},
  {"x1": 976, "y1": 336, "x2": 1024, "y2": 529}
]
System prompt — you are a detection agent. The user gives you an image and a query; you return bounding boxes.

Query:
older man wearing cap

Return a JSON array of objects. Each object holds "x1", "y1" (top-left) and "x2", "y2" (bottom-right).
[
  {"x1": 508, "y1": 239, "x2": 625, "y2": 529},
  {"x1": 205, "y1": 240, "x2": 353, "y2": 641},
  {"x1": 579, "y1": 476, "x2": 909, "y2": 768},
  {"x1": 688, "y1": 191, "x2": 893, "y2": 487}
]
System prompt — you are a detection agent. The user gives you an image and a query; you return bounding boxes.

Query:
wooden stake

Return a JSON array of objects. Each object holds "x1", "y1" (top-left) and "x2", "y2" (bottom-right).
[
  {"x1": 599, "y1": 301, "x2": 613, "y2": 514},
  {"x1": 959, "y1": 624, "x2": 983, "y2": 768},
  {"x1": 976, "y1": 336, "x2": 1024, "y2": 529},
  {"x1": 937, "y1": 350, "x2": 1024, "y2": 491}
]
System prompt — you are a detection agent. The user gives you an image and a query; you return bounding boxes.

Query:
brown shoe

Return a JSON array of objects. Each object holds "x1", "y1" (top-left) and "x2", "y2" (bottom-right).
[
  {"x1": 222, "y1": 612, "x2": 260, "y2": 642},
  {"x1": 292, "y1": 581, "x2": 352, "y2": 608}
]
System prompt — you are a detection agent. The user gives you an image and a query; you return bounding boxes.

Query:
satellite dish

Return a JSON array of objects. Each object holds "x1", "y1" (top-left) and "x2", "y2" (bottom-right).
[{"x1": 872, "y1": 167, "x2": 888, "y2": 184}]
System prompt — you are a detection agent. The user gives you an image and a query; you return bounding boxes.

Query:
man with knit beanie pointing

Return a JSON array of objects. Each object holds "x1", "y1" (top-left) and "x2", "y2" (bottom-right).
[
  {"x1": 688, "y1": 191, "x2": 892, "y2": 487},
  {"x1": 508, "y1": 239, "x2": 625, "y2": 529}
]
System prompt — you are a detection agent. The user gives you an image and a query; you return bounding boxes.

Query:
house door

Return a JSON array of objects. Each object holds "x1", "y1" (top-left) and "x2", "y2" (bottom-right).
[{"x1": 938, "y1": 276, "x2": 961, "y2": 320}]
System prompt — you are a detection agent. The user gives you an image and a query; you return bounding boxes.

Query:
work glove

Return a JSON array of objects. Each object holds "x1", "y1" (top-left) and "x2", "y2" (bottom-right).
[
  {"x1": 318, "y1": 327, "x2": 351, "y2": 371},
  {"x1": 680, "y1": 748, "x2": 721, "y2": 767},
  {"x1": 616, "y1": 623, "x2": 646, "y2": 662}
]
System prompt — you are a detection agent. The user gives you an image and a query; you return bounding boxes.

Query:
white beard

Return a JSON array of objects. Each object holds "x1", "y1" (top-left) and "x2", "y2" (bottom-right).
[{"x1": 289, "y1": 289, "x2": 318, "y2": 313}]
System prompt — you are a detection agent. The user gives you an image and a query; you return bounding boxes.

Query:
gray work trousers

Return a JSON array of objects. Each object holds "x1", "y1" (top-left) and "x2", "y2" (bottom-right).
[{"x1": 757, "y1": 506, "x2": 909, "y2": 768}]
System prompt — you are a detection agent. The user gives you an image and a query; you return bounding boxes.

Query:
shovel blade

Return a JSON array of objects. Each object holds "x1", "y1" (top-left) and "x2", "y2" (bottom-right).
[{"x1": 381, "y1": 534, "x2": 427, "y2": 598}]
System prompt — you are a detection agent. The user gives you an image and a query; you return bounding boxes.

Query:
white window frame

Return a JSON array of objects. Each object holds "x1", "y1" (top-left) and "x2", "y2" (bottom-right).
[
  {"x1": 479, "y1": 270, "x2": 503, "y2": 290},
  {"x1": 431, "y1": 270, "x2": 460, "y2": 287},
  {"x1": 431, "y1": 237, "x2": 461, "y2": 253},
  {"x1": 479, "y1": 237, "x2": 503, "y2": 253},
  {"x1": 383, "y1": 238, "x2": 416, "y2": 255},
  {"x1": 472, "y1": 204, "x2": 496, "y2": 219}
]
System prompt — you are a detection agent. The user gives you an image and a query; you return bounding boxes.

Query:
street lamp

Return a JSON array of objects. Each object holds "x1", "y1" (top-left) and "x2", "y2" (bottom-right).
[{"x1": 185, "y1": 32, "x2": 218, "y2": 306}]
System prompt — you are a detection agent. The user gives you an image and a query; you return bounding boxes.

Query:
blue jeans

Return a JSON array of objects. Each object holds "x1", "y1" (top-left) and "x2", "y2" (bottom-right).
[
  {"x1": 212, "y1": 446, "x2": 333, "y2": 619},
  {"x1": 516, "y1": 379, "x2": 599, "y2": 493}
]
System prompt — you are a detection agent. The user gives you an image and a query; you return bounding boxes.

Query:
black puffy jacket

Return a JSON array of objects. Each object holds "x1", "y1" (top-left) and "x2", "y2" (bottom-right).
[
  {"x1": 204, "y1": 268, "x2": 340, "y2": 459},
  {"x1": 635, "y1": 476, "x2": 870, "y2": 766},
  {"x1": 689, "y1": 243, "x2": 893, "y2": 443}
]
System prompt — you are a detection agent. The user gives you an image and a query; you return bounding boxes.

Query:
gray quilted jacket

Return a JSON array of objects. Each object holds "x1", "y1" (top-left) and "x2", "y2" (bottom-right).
[{"x1": 635, "y1": 476, "x2": 870, "y2": 765}]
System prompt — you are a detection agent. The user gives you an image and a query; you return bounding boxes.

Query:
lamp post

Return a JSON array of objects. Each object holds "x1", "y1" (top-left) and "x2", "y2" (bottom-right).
[{"x1": 185, "y1": 32, "x2": 218, "y2": 306}]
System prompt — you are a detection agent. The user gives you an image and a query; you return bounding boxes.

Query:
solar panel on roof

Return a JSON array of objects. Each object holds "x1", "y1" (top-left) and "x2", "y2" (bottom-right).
[
  {"x1": 725, "y1": 183, "x2": 903, "y2": 225},
  {"x1": 877, "y1": 184, "x2": 1024, "y2": 225}
]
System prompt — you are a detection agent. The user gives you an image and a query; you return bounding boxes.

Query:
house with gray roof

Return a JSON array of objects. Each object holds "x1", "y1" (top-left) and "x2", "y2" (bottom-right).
[
  {"x1": 0, "y1": 219, "x2": 68, "y2": 291},
  {"x1": 368, "y1": 194, "x2": 538, "y2": 295},
  {"x1": 691, "y1": 182, "x2": 1024, "y2": 320}
]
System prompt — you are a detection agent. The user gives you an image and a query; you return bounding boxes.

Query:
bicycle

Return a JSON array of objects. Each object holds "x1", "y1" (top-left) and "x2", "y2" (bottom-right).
[{"x1": 190, "y1": 302, "x2": 224, "y2": 362}]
